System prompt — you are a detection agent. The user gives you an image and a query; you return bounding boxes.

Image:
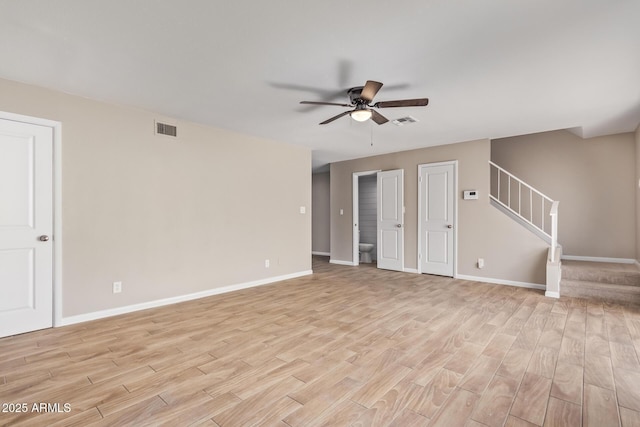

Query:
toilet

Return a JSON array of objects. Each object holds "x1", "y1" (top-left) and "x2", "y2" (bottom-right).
[{"x1": 359, "y1": 243, "x2": 374, "y2": 263}]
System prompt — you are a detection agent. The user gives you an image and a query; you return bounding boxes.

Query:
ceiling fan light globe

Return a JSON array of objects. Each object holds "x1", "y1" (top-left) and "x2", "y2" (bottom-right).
[{"x1": 351, "y1": 109, "x2": 372, "y2": 122}]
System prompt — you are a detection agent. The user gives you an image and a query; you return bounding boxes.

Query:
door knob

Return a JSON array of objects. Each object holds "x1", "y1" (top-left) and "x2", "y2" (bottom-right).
[
  {"x1": 446, "y1": 225, "x2": 453, "y2": 229},
  {"x1": 396, "y1": 224, "x2": 402, "y2": 228},
  {"x1": 39, "y1": 235, "x2": 50, "y2": 241}
]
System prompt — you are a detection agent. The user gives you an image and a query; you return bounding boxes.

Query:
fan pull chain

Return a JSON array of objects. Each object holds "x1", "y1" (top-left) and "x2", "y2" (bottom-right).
[{"x1": 370, "y1": 121, "x2": 374, "y2": 147}]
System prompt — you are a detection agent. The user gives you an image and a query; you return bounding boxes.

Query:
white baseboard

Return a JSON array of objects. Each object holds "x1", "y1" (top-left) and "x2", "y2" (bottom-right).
[
  {"x1": 545, "y1": 291, "x2": 560, "y2": 298},
  {"x1": 403, "y1": 268, "x2": 419, "y2": 274},
  {"x1": 456, "y1": 274, "x2": 546, "y2": 291},
  {"x1": 312, "y1": 251, "x2": 330, "y2": 256},
  {"x1": 330, "y1": 259, "x2": 357, "y2": 266},
  {"x1": 562, "y1": 255, "x2": 636, "y2": 264},
  {"x1": 60, "y1": 270, "x2": 313, "y2": 327}
]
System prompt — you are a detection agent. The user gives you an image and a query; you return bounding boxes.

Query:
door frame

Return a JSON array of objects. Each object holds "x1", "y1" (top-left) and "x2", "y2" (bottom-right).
[
  {"x1": 1, "y1": 110, "x2": 63, "y2": 327},
  {"x1": 352, "y1": 170, "x2": 381, "y2": 266},
  {"x1": 417, "y1": 160, "x2": 458, "y2": 276}
]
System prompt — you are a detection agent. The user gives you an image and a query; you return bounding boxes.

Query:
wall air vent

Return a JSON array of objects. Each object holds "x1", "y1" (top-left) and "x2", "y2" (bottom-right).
[
  {"x1": 155, "y1": 121, "x2": 177, "y2": 137},
  {"x1": 392, "y1": 116, "x2": 419, "y2": 126}
]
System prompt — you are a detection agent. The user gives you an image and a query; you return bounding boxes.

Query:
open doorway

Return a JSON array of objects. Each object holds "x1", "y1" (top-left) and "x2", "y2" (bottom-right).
[{"x1": 352, "y1": 170, "x2": 380, "y2": 266}]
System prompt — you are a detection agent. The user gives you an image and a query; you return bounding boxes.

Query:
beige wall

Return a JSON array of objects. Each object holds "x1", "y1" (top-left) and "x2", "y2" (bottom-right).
[
  {"x1": 636, "y1": 125, "x2": 640, "y2": 261},
  {"x1": 330, "y1": 139, "x2": 548, "y2": 285},
  {"x1": 492, "y1": 130, "x2": 636, "y2": 259},
  {"x1": 0, "y1": 78, "x2": 312, "y2": 318},
  {"x1": 312, "y1": 172, "x2": 330, "y2": 254}
]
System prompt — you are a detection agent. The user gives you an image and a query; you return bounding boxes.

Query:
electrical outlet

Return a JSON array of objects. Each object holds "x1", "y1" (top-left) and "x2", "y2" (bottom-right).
[
  {"x1": 113, "y1": 281, "x2": 122, "y2": 293},
  {"x1": 477, "y1": 258, "x2": 485, "y2": 269},
  {"x1": 265, "y1": 259, "x2": 270, "y2": 268}
]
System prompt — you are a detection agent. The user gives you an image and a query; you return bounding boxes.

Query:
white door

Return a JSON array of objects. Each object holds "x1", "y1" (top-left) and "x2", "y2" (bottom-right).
[
  {"x1": 377, "y1": 169, "x2": 404, "y2": 271},
  {"x1": 0, "y1": 118, "x2": 53, "y2": 338},
  {"x1": 419, "y1": 162, "x2": 455, "y2": 276}
]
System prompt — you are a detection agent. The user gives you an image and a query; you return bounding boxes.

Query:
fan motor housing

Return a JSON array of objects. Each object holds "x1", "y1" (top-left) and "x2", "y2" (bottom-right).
[{"x1": 347, "y1": 86, "x2": 366, "y2": 105}]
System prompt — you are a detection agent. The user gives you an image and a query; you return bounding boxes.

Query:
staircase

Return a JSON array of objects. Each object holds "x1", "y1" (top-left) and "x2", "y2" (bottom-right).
[
  {"x1": 561, "y1": 260, "x2": 640, "y2": 305},
  {"x1": 489, "y1": 160, "x2": 640, "y2": 304},
  {"x1": 489, "y1": 161, "x2": 561, "y2": 297}
]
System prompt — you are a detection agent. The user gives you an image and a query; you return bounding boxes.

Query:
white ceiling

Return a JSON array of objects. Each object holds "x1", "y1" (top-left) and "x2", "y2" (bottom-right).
[{"x1": 1, "y1": 1, "x2": 639, "y2": 171}]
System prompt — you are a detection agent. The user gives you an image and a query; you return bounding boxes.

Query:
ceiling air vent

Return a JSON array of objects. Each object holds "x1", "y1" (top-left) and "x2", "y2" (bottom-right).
[
  {"x1": 392, "y1": 116, "x2": 419, "y2": 126},
  {"x1": 155, "y1": 121, "x2": 177, "y2": 137}
]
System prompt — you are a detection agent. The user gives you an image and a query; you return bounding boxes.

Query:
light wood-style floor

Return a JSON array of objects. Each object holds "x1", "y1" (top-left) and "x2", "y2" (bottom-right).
[{"x1": 2, "y1": 256, "x2": 640, "y2": 426}]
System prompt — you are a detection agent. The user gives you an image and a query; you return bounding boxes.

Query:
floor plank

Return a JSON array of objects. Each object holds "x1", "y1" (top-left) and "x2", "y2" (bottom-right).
[
  {"x1": 620, "y1": 407, "x2": 640, "y2": 427},
  {"x1": 550, "y1": 362, "x2": 583, "y2": 405},
  {"x1": 613, "y1": 367, "x2": 640, "y2": 412},
  {"x1": 544, "y1": 396, "x2": 582, "y2": 426},
  {"x1": 428, "y1": 387, "x2": 480, "y2": 427},
  {"x1": 510, "y1": 372, "x2": 553, "y2": 425},
  {"x1": 583, "y1": 384, "x2": 620, "y2": 427},
  {"x1": 470, "y1": 375, "x2": 519, "y2": 427}
]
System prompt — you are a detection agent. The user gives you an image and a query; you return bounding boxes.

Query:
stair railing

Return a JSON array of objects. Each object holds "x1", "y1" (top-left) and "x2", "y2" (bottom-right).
[{"x1": 489, "y1": 161, "x2": 559, "y2": 260}]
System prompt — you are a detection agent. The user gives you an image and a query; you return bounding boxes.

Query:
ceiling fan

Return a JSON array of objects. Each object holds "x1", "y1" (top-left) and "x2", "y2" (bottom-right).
[{"x1": 300, "y1": 80, "x2": 429, "y2": 125}]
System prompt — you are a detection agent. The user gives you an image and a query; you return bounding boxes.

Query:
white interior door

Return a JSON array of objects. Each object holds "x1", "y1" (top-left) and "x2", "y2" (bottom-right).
[
  {"x1": 419, "y1": 162, "x2": 455, "y2": 276},
  {"x1": 377, "y1": 169, "x2": 404, "y2": 271},
  {"x1": 0, "y1": 118, "x2": 53, "y2": 338}
]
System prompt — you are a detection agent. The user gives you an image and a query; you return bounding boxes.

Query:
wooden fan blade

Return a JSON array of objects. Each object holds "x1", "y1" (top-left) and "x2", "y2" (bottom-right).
[
  {"x1": 374, "y1": 98, "x2": 429, "y2": 108},
  {"x1": 320, "y1": 110, "x2": 352, "y2": 125},
  {"x1": 360, "y1": 80, "x2": 383, "y2": 103},
  {"x1": 371, "y1": 110, "x2": 389, "y2": 125},
  {"x1": 300, "y1": 101, "x2": 352, "y2": 107}
]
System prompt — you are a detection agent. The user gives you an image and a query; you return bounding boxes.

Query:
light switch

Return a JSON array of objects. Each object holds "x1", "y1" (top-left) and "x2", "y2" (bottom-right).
[{"x1": 299, "y1": 206, "x2": 306, "y2": 214}]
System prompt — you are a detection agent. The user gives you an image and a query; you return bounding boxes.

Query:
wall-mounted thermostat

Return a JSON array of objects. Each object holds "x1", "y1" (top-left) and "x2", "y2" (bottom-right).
[{"x1": 463, "y1": 190, "x2": 479, "y2": 200}]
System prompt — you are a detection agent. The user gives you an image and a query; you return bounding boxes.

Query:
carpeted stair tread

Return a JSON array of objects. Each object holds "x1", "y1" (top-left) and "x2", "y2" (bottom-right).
[
  {"x1": 561, "y1": 260, "x2": 640, "y2": 287},
  {"x1": 561, "y1": 279, "x2": 640, "y2": 304}
]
